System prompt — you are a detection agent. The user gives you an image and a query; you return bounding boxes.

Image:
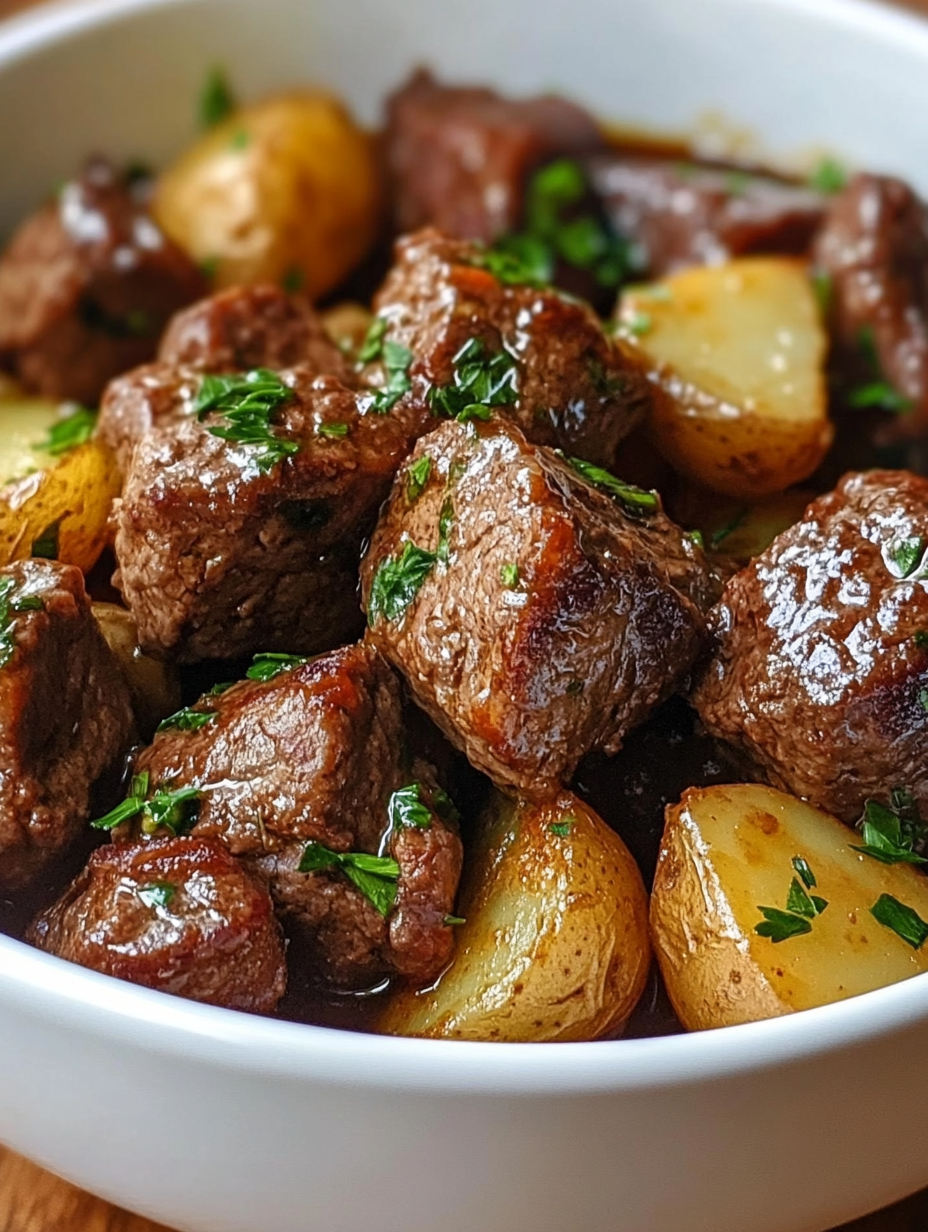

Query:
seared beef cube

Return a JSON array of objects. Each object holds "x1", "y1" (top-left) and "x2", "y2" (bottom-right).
[
  {"x1": 372, "y1": 227, "x2": 649, "y2": 468},
  {"x1": 0, "y1": 160, "x2": 205, "y2": 406},
  {"x1": 693, "y1": 470, "x2": 928, "y2": 823},
  {"x1": 588, "y1": 158, "x2": 824, "y2": 277},
  {"x1": 98, "y1": 285, "x2": 352, "y2": 473},
  {"x1": 28, "y1": 836, "x2": 287, "y2": 1013},
  {"x1": 133, "y1": 643, "x2": 463, "y2": 987},
  {"x1": 360, "y1": 418, "x2": 711, "y2": 797},
  {"x1": 0, "y1": 560, "x2": 132, "y2": 889},
  {"x1": 813, "y1": 174, "x2": 928, "y2": 439},
  {"x1": 386, "y1": 69, "x2": 605, "y2": 243},
  {"x1": 111, "y1": 368, "x2": 412, "y2": 661}
]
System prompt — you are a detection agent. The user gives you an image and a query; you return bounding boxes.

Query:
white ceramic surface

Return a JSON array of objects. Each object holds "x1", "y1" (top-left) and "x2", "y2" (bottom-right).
[{"x1": 2, "y1": 0, "x2": 928, "y2": 1229}]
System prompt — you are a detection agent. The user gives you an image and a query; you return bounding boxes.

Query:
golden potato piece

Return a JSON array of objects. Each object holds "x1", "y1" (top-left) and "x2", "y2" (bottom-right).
[
  {"x1": 617, "y1": 259, "x2": 832, "y2": 499},
  {"x1": 0, "y1": 400, "x2": 120, "y2": 573},
  {"x1": 154, "y1": 92, "x2": 381, "y2": 301},
  {"x1": 652, "y1": 784, "x2": 928, "y2": 1032},
  {"x1": 380, "y1": 791, "x2": 650, "y2": 1042},
  {"x1": 320, "y1": 301, "x2": 373, "y2": 358},
  {"x1": 671, "y1": 486, "x2": 813, "y2": 565},
  {"x1": 92, "y1": 603, "x2": 181, "y2": 738}
]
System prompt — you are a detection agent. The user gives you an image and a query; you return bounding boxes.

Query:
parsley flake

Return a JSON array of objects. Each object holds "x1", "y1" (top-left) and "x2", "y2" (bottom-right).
[
  {"x1": 566, "y1": 456, "x2": 658, "y2": 517},
  {"x1": 199, "y1": 66, "x2": 236, "y2": 129},
  {"x1": 848, "y1": 381, "x2": 914, "y2": 413},
  {"x1": 808, "y1": 157, "x2": 848, "y2": 195},
  {"x1": 443, "y1": 914, "x2": 466, "y2": 926},
  {"x1": 784, "y1": 877, "x2": 828, "y2": 919},
  {"x1": 886, "y1": 535, "x2": 925, "y2": 579},
  {"x1": 472, "y1": 235, "x2": 553, "y2": 287},
  {"x1": 755, "y1": 863, "x2": 827, "y2": 941},
  {"x1": 387, "y1": 783, "x2": 433, "y2": 831},
  {"x1": 0, "y1": 578, "x2": 43, "y2": 670},
  {"x1": 34, "y1": 405, "x2": 96, "y2": 456},
  {"x1": 437, "y1": 498, "x2": 454, "y2": 564},
  {"x1": 851, "y1": 792, "x2": 928, "y2": 866},
  {"x1": 811, "y1": 271, "x2": 833, "y2": 318},
  {"x1": 429, "y1": 338, "x2": 518, "y2": 421},
  {"x1": 623, "y1": 310, "x2": 653, "y2": 337},
  {"x1": 90, "y1": 772, "x2": 200, "y2": 837},
  {"x1": 282, "y1": 266, "x2": 304, "y2": 294},
  {"x1": 365, "y1": 340, "x2": 414, "y2": 414},
  {"x1": 549, "y1": 820, "x2": 574, "y2": 837},
  {"x1": 298, "y1": 841, "x2": 400, "y2": 916},
  {"x1": 136, "y1": 882, "x2": 177, "y2": 910},
  {"x1": 500, "y1": 563, "x2": 519, "y2": 587},
  {"x1": 406, "y1": 456, "x2": 432, "y2": 503},
  {"x1": 368, "y1": 541, "x2": 437, "y2": 625},
  {"x1": 754, "y1": 907, "x2": 813, "y2": 943},
  {"x1": 194, "y1": 369, "x2": 298, "y2": 473},
  {"x1": 157, "y1": 706, "x2": 217, "y2": 734},
  {"x1": 246, "y1": 653, "x2": 309, "y2": 683},
  {"x1": 791, "y1": 855, "x2": 817, "y2": 889},
  {"x1": 870, "y1": 893, "x2": 928, "y2": 949},
  {"x1": 357, "y1": 317, "x2": 388, "y2": 364},
  {"x1": 316, "y1": 421, "x2": 349, "y2": 439},
  {"x1": 31, "y1": 520, "x2": 60, "y2": 560},
  {"x1": 709, "y1": 509, "x2": 748, "y2": 550}
]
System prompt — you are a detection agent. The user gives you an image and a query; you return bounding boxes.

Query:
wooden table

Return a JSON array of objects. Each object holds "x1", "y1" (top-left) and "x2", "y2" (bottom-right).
[{"x1": 2, "y1": 0, "x2": 928, "y2": 1227}]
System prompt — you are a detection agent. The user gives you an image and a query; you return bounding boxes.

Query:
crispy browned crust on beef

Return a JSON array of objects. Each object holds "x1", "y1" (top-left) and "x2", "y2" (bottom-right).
[
  {"x1": 28, "y1": 836, "x2": 287, "y2": 1013},
  {"x1": 693, "y1": 470, "x2": 928, "y2": 823},
  {"x1": 0, "y1": 160, "x2": 205, "y2": 405},
  {"x1": 0, "y1": 560, "x2": 133, "y2": 890},
  {"x1": 371, "y1": 227, "x2": 650, "y2": 468},
  {"x1": 360, "y1": 418, "x2": 711, "y2": 797}
]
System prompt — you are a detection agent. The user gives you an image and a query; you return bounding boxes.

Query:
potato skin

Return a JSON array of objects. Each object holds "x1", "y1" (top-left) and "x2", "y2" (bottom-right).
[
  {"x1": 91, "y1": 603, "x2": 181, "y2": 738},
  {"x1": 652, "y1": 784, "x2": 928, "y2": 1031},
  {"x1": 154, "y1": 92, "x2": 381, "y2": 301},
  {"x1": 380, "y1": 791, "x2": 650, "y2": 1043}
]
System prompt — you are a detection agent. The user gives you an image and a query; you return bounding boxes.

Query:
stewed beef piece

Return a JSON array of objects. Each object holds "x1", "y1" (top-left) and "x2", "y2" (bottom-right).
[
  {"x1": 813, "y1": 174, "x2": 928, "y2": 439},
  {"x1": 385, "y1": 69, "x2": 606, "y2": 242},
  {"x1": 693, "y1": 470, "x2": 928, "y2": 823},
  {"x1": 29, "y1": 836, "x2": 287, "y2": 1013},
  {"x1": 0, "y1": 160, "x2": 205, "y2": 406},
  {"x1": 360, "y1": 418, "x2": 713, "y2": 798},
  {"x1": 0, "y1": 560, "x2": 133, "y2": 890},
  {"x1": 132, "y1": 643, "x2": 463, "y2": 988},
  {"x1": 371, "y1": 227, "x2": 650, "y2": 468}
]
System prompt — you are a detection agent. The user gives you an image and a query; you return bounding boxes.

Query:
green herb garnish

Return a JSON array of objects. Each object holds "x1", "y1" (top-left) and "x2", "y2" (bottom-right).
[
  {"x1": 473, "y1": 235, "x2": 553, "y2": 287},
  {"x1": 429, "y1": 338, "x2": 518, "y2": 422},
  {"x1": 0, "y1": 578, "x2": 43, "y2": 670},
  {"x1": 157, "y1": 706, "x2": 217, "y2": 734},
  {"x1": 368, "y1": 541, "x2": 437, "y2": 625},
  {"x1": 755, "y1": 862, "x2": 828, "y2": 941},
  {"x1": 811, "y1": 271, "x2": 833, "y2": 318},
  {"x1": 136, "y1": 882, "x2": 177, "y2": 910},
  {"x1": 784, "y1": 878, "x2": 828, "y2": 919},
  {"x1": 387, "y1": 783, "x2": 433, "y2": 832},
  {"x1": 443, "y1": 915, "x2": 466, "y2": 926},
  {"x1": 199, "y1": 66, "x2": 236, "y2": 129},
  {"x1": 754, "y1": 907, "x2": 813, "y2": 942},
  {"x1": 500, "y1": 563, "x2": 519, "y2": 587},
  {"x1": 90, "y1": 772, "x2": 200, "y2": 836},
  {"x1": 246, "y1": 653, "x2": 309, "y2": 683},
  {"x1": 791, "y1": 855, "x2": 817, "y2": 889},
  {"x1": 229, "y1": 128, "x2": 250, "y2": 151},
  {"x1": 870, "y1": 893, "x2": 928, "y2": 949},
  {"x1": 709, "y1": 509, "x2": 748, "y2": 549},
  {"x1": 366, "y1": 340, "x2": 414, "y2": 414},
  {"x1": 808, "y1": 157, "x2": 848, "y2": 195},
  {"x1": 437, "y1": 498, "x2": 454, "y2": 564},
  {"x1": 298, "y1": 842, "x2": 400, "y2": 916},
  {"x1": 316, "y1": 421, "x2": 349, "y2": 439},
  {"x1": 281, "y1": 266, "x2": 304, "y2": 294},
  {"x1": 357, "y1": 317, "x2": 388, "y2": 364},
  {"x1": 851, "y1": 792, "x2": 928, "y2": 866},
  {"x1": 406, "y1": 456, "x2": 431, "y2": 503},
  {"x1": 194, "y1": 369, "x2": 298, "y2": 473},
  {"x1": 31, "y1": 520, "x2": 60, "y2": 560},
  {"x1": 549, "y1": 820, "x2": 574, "y2": 837},
  {"x1": 886, "y1": 536, "x2": 925, "y2": 579},
  {"x1": 566, "y1": 456, "x2": 659, "y2": 517},
  {"x1": 34, "y1": 406, "x2": 96, "y2": 456},
  {"x1": 623, "y1": 310, "x2": 652, "y2": 337},
  {"x1": 848, "y1": 381, "x2": 914, "y2": 413}
]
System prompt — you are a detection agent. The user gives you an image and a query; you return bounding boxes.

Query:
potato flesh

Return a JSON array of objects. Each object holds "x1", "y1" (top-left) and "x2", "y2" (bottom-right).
[
  {"x1": 0, "y1": 400, "x2": 60, "y2": 485},
  {"x1": 92, "y1": 603, "x2": 181, "y2": 738},
  {"x1": 652, "y1": 784, "x2": 928, "y2": 1031},
  {"x1": 380, "y1": 792, "x2": 651, "y2": 1043},
  {"x1": 618, "y1": 259, "x2": 832, "y2": 499}
]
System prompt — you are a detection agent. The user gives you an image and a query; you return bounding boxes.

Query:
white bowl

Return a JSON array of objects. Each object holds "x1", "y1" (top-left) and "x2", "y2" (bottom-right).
[{"x1": 3, "y1": 0, "x2": 928, "y2": 1229}]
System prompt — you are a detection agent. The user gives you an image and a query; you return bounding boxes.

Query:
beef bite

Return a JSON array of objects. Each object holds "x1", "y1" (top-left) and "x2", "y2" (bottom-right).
[
  {"x1": 371, "y1": 227, "x2": 649, "y2": 469},
  {"x1": 693, "y1": 470, "x2": 928, "y2": 824},
  {"x1": 588, "y1": 158, "x2": 825, "y2": 277},
  {"x1": 360, "y1": 418, "x2": 713, "y2": 798},
  {"x1": 0, "y1": 160, "x2": 205, "y2": 406},
  {"x1": 131, "y1": 643, "x2": 463, "y2": 988},
  {"x1": 28, "y1": 836, "x2": 287, "y2": 1014},
  {"x1": 385, "y1": 69, "x2": 606, "y2": 243},
  {"x1": 812, "y1": 173, "x2": 928, "y2": 439},
  {"x1": 0, "y1": 560, "x2": 132, "y2": 890}
]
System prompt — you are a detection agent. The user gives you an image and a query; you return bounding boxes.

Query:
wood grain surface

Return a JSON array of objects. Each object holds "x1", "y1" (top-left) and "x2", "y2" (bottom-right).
[{"x1": 1, "y1": 0, "x2": 928, "y2": 1228}]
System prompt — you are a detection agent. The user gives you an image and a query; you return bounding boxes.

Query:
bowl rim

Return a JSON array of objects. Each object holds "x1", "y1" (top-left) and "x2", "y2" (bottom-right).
[{"x1": 3, "y1": 0, "x2": 928, "y2": 1098}]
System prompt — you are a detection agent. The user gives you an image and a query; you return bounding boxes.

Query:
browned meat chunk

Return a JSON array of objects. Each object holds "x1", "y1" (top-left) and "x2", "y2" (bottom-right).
[
  {"x1": 360, "y1": 418, "x2": 712, "y2": 797},
  {"x1": 28, "y1": 836, "x2": 287, "y2": 1013},
  {"x1": 386, "y1": 69, "x2": 605, "y2": 243},
  {"x1": 0, "y1": 560, "x2": 132, "y2": 890},
  {"x1": 98, "y1": 285, "x2": 352, "y2": 473},
  {"x1": 693, "y1": 470, "x2": 928, "y2": 823},
  {"x1": 110, "y1": 365, "x2": 413, "y2": 662},
  {"x1": 371, "y1": 227, "x2": 649, "y2": 468},
  {"x1": 0, "y1": 160, "x2": 205, "y2": 405},
  {"x1": 813, "y1": 174, "x2": 928, "y2": 439},
  {"x1": 588, "y1": 158, "x2": 825, "y2": 277},
  {"x1": 132, "y1": 643, "x2": 463, "y2": 987}
]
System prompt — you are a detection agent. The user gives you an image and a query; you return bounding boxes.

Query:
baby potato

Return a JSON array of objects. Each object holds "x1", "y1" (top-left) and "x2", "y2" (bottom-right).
[
  {"x1": 154, "y1": 92, "x2": 381, "y2": 301},
  {"x1": 617, "y1": 259, "x2": 832, "y2": 499},
  {"x1": 0, "y1": 398, "x2": 120, "y2": 573},
  {"x1": 92, "y1": 603, "x2": 181, "y2": 738},
  {"x1": 380, "y1": 791, "x2": 651, "y2": 1043},
  {"x1": 651, "y1": 784, "x2": 928, "y2": 1031}
]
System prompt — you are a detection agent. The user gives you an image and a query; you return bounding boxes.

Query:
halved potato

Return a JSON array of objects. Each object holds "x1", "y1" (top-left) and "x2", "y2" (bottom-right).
[
  {"x1": 651, "y1": 784, "x2": 928, "y2": 1031},
  {"x1": 154, "y1": 91, "x2": 381, "y2": 301},
  {"x1": 0, "y1": 398, "x2": 120, "y2": 573},
  {"x1": 380, "y1": 791, "x2": 651, "y2": 1043},
  {"x1": 670, "y1": 486, "x2": 813, "y2": 565},
  {"x1": 92, "y1": 603, "x2": 181, "y2": 737},
  {"x1": 616, "y1": 259, "x2": 832, "y2": 499}
]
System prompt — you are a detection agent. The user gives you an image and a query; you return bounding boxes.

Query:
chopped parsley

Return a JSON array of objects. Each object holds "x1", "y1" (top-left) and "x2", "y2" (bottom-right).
[
  {"x1": 870, "y1": 893, "x2": 928, "y2": 949},
  {"x1": 755, "y1": 863, "x2": 828, "y2": 942},
  {"x1": 246, "y1": 652, "x2": 309, "y2": 683},
  {"x1": 357, "y1": 317, "x2": 388, "y2": 364},
  {"x1": 387, "y1": 783, "x2": 433, "y2": 831},
  {"x1": 298, "y1": 841, "x2": 400, "y2": 917},
  {"x1": 90, "y1": 772, "x2": 200, "y2": 836},
  {"x1": 368, "y1": 541, "x2": 437, "y2": 625},
  {"x1": 886, "y1": 535, "x2": 925, "y2": 579},
  {"x1": 0, "y1": 578, "x2": 43, "y2": 670},
  {"x1": 724, "y1": 170, "x2": 751, "y2": 197},
  {"x1": 622, "y1": 310, "x2": 653, "y2": 337},
  {"x1": 31, "y1": 520, "x2": 60, "y2": 560},
  {"x1": 566, "y1": 456, "x2": 659, "y2": 518},
  {"x1": 754, "y1": 907, "x2": 813, "y2": 943},
  {"x1": 34, "y1": 405, "x2": 96, "y2": 456},
  {"x1": 808, "y1": 157, "x2": 848, "y2": 195},
  {"x1": 194, "y1": 369, "x2": 298, "y2": 473},
  {"x1": 811, "y1": 270, "x2": 833, "y2": 318},
  {"x1": 437, "y1": 498, "x2": 454, "y2": 564},
  {"x1": 199, "y1": 66, "x2": 236, "y2": 129},
  {"x1": 281, "y1": 266, "x2": 304, "y2": 294},
  {"x1": 157, "y1": 706, "x2": 217, "y2": 734},
  {"x1": 406, "y1": 456, "x2": 432, "y2": 503},
  {"x1": 136, "y1": 882, "x2": 177, "y2": 910},
  {"x1": 847, "y1": 381, "x2": 914, "y2": 413},
  {"x1": 920, "y1": 689, "x2": 928, "y2": 713},
  {"x1": 443, "y1": 914, "x2": 466, "y2": 926},
  {"x1": 784, "y1": 878, "x2": 828, "y2": 919},
  {"x1": 851, "y1": 791, "x2": 928, "y2": 866},
  {"x1": 316, "y1": 421, "x2": 349, "y2": 438},
  {"x1": 686, "y1": 529, "x2": 705, "y2": 550},
  {"x1": 473, "y1": 235, "x2": 553, "y2": 287},
  {"x1": 429, "y1": 337, "x2": 518, "y2": 421},
  {"x1": 500, "y1": 563, "x2": 519, "y2": 588},
  {"x1": 549, "y1": 819, "x2": 574, "y2": 837},
  {"x1": 791, "y1": 855, "x2": 817, "y2": 889},
  {"x1": 365, "y1": 340, "x2": 414, "y2": 414},
  {"x1": 709, "y1": 509, "x2": 748, "y2": 550}
]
